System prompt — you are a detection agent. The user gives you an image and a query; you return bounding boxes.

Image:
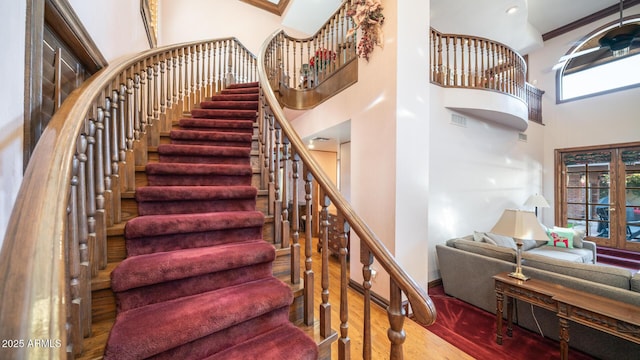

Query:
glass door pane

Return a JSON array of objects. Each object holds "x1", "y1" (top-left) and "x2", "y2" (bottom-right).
[
  {"x1": 563, "y1": 151, "x2": 614, "y2": 246},
  {"x1": 623, "y1": 149, "x2": 640, "y2": 249}
]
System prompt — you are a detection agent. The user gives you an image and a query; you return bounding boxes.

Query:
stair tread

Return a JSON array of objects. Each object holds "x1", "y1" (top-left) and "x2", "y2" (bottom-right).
[
  {"x1": 111, "y1": 240, "x2": 275, "y2": 292},
  {"x1": 136, "y1": 185, "x2": 257, "y2": 202},
  {"x1": 205, "y1": 322, "x2": 318, "y2": 360},
  {"x1": 105, "y1": 277, "x2": 292, "y2": 360}
]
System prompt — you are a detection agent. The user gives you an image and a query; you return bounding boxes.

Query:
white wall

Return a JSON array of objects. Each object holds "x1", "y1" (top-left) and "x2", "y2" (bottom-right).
[
  {"x1": 527, "y1": 4, "x2": 640, "y2": 227},
  {"x1": 428, "y1": 85, "x2": 545, "y2": 281},
  {"x1": 68, "y1": 0, "x2": 150, "y2": 60},
  {"x1": 159, "y1": 0, "x2": 286, "y2": 54},
  {"x1": 0, "y1": 1, "x2": 27, "y2": 247}
]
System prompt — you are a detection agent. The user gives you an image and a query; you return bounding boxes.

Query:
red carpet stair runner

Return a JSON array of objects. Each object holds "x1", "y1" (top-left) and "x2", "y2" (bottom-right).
[{"x1": 104, "y1": 82, "x2": 318, "y2": 359}]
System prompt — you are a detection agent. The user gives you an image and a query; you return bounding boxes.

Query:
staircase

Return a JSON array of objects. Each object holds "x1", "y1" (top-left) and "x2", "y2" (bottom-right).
[
  {"x1": 102, "y1": 82, "x2": 318, "y2": 359},
  {"x1": 597, "y1": 246, "x2": 640, "y2": 271}
]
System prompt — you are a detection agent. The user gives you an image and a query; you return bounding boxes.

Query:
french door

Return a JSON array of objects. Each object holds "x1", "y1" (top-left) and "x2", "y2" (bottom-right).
[{"x1": 556, "y1": 143, "x2": 640, "y2": 252}]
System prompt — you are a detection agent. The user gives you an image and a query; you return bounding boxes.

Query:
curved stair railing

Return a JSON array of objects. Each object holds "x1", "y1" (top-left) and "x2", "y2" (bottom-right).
[
  {"x1": 0, "y1": 37, "x2": 256, "y2": 358},
  {"x1": 265, "y1": 0, "x2": 359, "y2": 109},
  {"x1": 259, "y1": 28, "x2": 437, "y2": 360}
]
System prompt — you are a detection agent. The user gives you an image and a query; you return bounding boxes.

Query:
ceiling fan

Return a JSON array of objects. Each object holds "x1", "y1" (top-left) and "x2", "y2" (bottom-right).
[{"x1": 553, "y1": 0, "x2": 640, "y2": 69}]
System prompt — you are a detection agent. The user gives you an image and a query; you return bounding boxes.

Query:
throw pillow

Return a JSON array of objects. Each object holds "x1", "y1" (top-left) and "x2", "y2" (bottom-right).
[
  {"x1": 483, "y1": 232, "x2": 517, "y2": 250},
  {"x1": 473, "y1": 231, "x2": 486, "y2": 242},
  {"x1": 546, "y1": 227, "x2": 574, "y2": 248}
]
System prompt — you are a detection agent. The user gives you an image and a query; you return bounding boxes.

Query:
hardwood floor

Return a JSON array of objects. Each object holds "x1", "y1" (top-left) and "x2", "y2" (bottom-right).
[{"x1": 303, "y1": 236, "x2": 472, "y2": 360}]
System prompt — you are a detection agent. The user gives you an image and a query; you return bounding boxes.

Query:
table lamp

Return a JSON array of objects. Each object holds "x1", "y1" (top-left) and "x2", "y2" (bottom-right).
[
  {"x1": 523, "y1": 194, "x2": 550, "y2": 217},
  {"x1": 491, "y1": 209, "x2": 549, "y2": 281}
]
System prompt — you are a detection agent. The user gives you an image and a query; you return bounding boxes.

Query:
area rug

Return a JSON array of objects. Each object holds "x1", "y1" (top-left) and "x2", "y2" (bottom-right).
[{"x1": 427, "y1": 285, "x2": 594, "y2": 360}]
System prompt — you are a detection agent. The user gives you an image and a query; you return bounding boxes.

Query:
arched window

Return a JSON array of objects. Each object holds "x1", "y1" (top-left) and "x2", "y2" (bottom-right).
[{"x1": 556, "y1": 17, "x2": 640, "y2": 102}]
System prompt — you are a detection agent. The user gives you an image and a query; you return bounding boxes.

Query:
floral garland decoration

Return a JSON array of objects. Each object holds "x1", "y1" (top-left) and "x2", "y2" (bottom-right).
[{"x1": 346, "y1": 0, "x2": 385, "y2": 61}]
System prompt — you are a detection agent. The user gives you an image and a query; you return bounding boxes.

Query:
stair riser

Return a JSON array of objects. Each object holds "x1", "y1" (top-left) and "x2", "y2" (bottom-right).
[
  {"x1": 161, "y1": 138, "x2": 252, "y2": 148},
  {"x1": 147, "y1": 175, "x2": 252, "y2": 187},
  {"x1": 92, "y1": 288, "x2": 116, "y2": 324},
  {"x1": 107, "y1": 234, "x2": 127, "y2": 263},
  {"x1": 120, "y1": 198, "x2": 139, "y2": 222},
  {"x1": 126, "y1": 227, "x2": 264, "y2": 256},
  {"x1": 138, "y1": 199, "x2": 257, "y2": 216},
  {"x1": 158, "y1": 155, "x2": 249, "y2": 165}
]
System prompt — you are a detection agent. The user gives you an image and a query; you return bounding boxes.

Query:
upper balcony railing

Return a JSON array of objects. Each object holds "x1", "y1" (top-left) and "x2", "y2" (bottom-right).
[
  {"x1": 430, "y1": 28, "x2": 544, "y2": 124},
  {"x1": 264, "y1": 0, "x2": 358, "y2": 109},
  {"x1": 430, "y1": 28, "x2": 527, "y2": 100}
]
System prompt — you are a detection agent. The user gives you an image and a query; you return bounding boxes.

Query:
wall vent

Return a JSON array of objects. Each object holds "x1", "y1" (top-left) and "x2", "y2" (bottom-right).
[
  {"x1": 518, "y1": 132, "x2": 528, "y2": 142},
  {"x1": 450, "y1": 114, "x2": 467, "y2": 127}
]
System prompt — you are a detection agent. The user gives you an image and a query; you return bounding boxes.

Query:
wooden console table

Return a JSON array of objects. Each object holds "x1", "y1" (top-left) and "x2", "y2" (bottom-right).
[{"x1": 493, "y1": 272, "x2": 640, "y2": 360}]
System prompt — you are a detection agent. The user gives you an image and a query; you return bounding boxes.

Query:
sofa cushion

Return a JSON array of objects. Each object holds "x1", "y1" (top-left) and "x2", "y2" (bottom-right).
[
  {"x1": 522, "y1": 252, "x2": 632, "y2": 289},
  {"x1": 632, "y1": 272, "x2": 640, "y2": 293},
  {"x1": 526, "y1": 245, "x2": 593, "y2": 263},
  {"x1": 483, "y1": 233, "x2": 517, "y2": 250},
  {"x1": 452, "y1": 239, "x2": 516, "y2": 262}
]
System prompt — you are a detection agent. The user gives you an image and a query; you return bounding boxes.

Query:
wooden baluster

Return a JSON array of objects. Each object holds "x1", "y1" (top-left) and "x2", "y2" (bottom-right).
[
  {"x1": 467, "y1": 37, "x2": 472, "y2": 87},
  {"x1": 361, "y1": 243, "x2": 374, "y2": 360},
  {"x1": 178, "y1": 48, "x2": 185, "y2": 109},
  {"x1": 303, "y1": 170, "x2": 314, "y2": 326},
  {"x1": 216, "y1": 42, "x2": 223, "y2": 92},
  {"x1": 452, "y1": 36, "x2": 457, "y2": 86},
  {"x1": 76, "y1": 134, "x2": 92, "y2": 338},
  {"x1": 124, "y1": 80, "x2": 136, "y2": 190},
  {"x1": 166, "y1": 55, "x2": 174, "y2": 111},
  {"x1": 274, "y1": 123, "x2": 282, "y2": 245},
  {"x1": 102, "y1": 98, "x2": 114, "y2": 227},
  {"x1": 153, "y1": 58, "x2": 160, "y2": 119},
  {"x1": 146, "y1": 65, "x2": 159, "y2": 147},
  {"x1": 445, "y1": 36, "x2": 451, "y2": 86},
  {"x1": 281, "y1": 136, "x2": 290, "y2": 249},
  {"x1": 159, "y1": 57, "x2": 166, "y2": 126},
  {"x1": 68, "y1": 156, "x2": 83, "y2": 355},
  {"x1": 86, "y1": 120, "x2": 101, "y2": 277},
  {"x1": 94, "y1": 109, "x2": 108, "y2": 268},
  {"x1": 118, "y1": 84, "x2": 129, "y2": 191},
  {"x1": 207, "y1": 43, "x2": 212, "y2": 95},
  {"x1": 480, "y1": 40, "x2": 486, "y2": 88},
  {"x1": 196, "y1": 44, "x2": 202, "y2": 103},
  {"x1": 388, "y1": 281, "x2": 406, "y2": 360},
  {"x1": 110, "y1": 89, "x2": 122, "y2": 224},
  {"x1": 474, "y1": 39, "x2": 479, "y2": 87},
  {"x1": 185, "y1": 47, "x2": 191, "y2": 110},
  {"x1": 290, "y1": 153, "x2": 301, "y2": 284},
  {"x1": 319, "y1": 195, "x2": 331, "y2": 338},
  {"x1": 259, "y1": 101, "x2": 268, "y2": 190},
  {"x1": 338, "y1": 220, "x2": 351, "y2": 360},
  {"x1": 268, "y1": 115, "x2": 276, "y2": 216}
]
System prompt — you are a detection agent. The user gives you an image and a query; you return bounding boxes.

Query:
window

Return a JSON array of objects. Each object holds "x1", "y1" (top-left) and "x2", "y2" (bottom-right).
[{"x1": 557, "y1": 18, "x2": 640, "y2": 102}]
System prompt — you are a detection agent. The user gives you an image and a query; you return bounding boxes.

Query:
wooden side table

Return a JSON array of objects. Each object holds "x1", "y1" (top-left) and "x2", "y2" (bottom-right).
[{"x1": 493, "y1": 272, "x2": 640, "y2": 360}]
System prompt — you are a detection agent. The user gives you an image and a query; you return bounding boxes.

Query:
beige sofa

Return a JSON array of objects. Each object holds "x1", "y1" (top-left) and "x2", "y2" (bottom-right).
[{"x1": 436, "y1": 234, "x2": 640, "y2": 360}]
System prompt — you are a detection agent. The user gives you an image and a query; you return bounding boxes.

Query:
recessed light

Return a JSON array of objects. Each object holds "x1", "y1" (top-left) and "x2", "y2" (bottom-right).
[{"x1": 506, "y1": 6, "x2": 518, "y2": 14}]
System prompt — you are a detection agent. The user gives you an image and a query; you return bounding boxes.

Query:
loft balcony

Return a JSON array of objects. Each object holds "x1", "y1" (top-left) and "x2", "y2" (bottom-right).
[{"x1": 430, "y1": 28, "x2": 544, "y2": 130}]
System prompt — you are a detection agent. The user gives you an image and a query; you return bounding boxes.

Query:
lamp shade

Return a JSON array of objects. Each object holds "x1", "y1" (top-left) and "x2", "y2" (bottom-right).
[
  {"x1": 490, "y1": 209, "x2": 549, "y2": 241},
  {"x1": 523, "y1": 194, "x2": 550, "y2": 209}
]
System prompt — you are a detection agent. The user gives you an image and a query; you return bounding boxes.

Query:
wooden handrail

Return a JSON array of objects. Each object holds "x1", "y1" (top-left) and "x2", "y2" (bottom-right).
[
  {"x1": 259, "y1": 28, "x2": 436, "y2": 359},
  {"x1": 0, "y1": 37, "x2": 256, "y2": 358}
]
